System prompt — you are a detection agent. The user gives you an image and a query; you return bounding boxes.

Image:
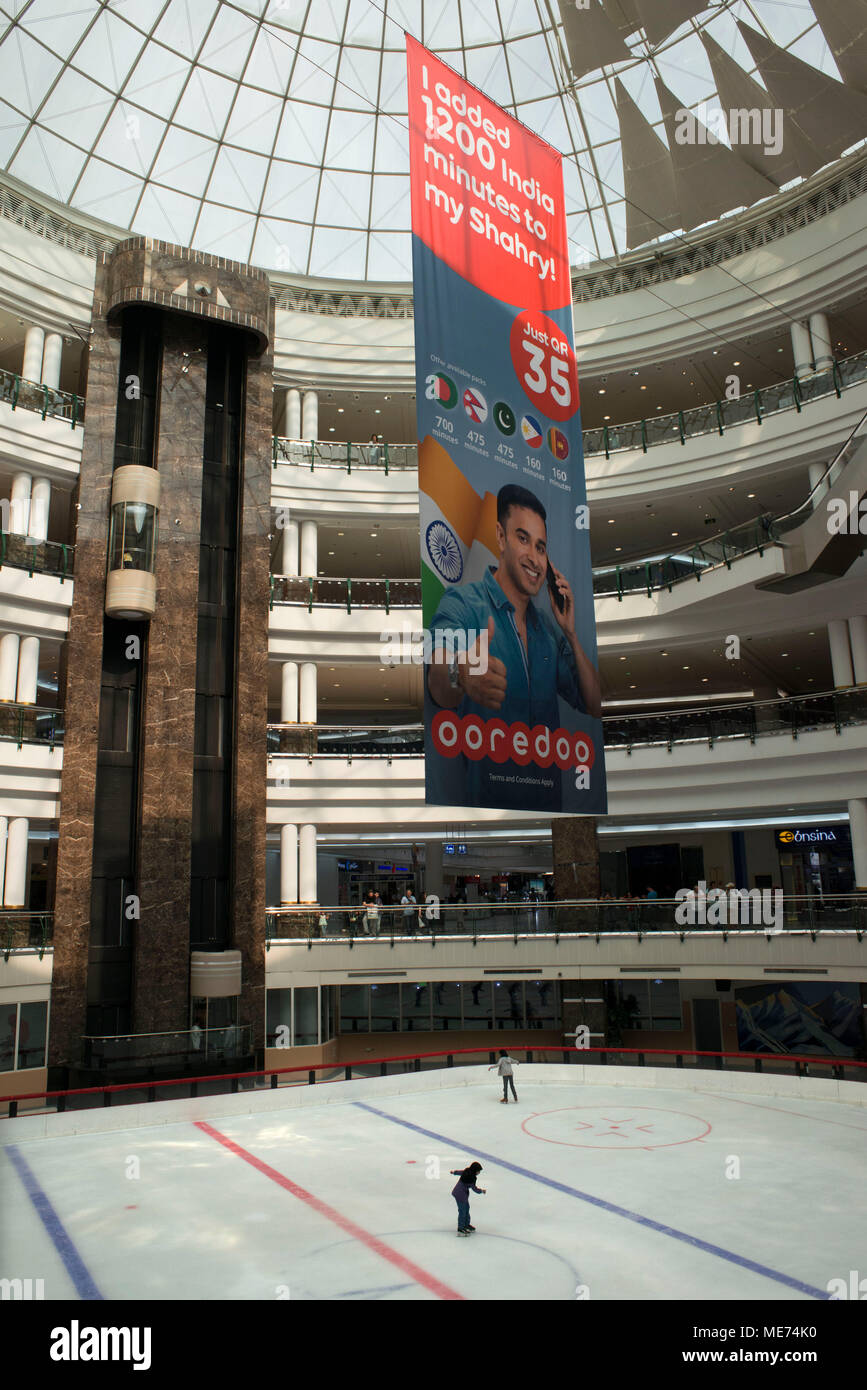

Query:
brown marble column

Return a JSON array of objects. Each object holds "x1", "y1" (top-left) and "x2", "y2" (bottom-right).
[
  {"x1": 232, "y1": 302, "x2": 273, "y2": 1053},
  {"x1": 552, "y1": 816, "x2": 600, "y2": 899},
  {"x1": 132, "y1": 316, "x2": 207, "y2": 1035},
  {"x1": 49, "y1": 258, "x2": 119, "y2": 1071}
]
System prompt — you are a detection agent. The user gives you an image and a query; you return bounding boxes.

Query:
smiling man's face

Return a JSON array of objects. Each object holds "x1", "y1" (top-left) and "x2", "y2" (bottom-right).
[{"x1": 497, "y1": 504, "x2": 548, "y2": 598}]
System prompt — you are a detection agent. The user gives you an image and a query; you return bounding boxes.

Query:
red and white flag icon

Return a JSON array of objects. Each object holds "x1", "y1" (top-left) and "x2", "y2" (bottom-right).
[{"x1": 463, "y1": 387, "x2": 488, "y2": 424}]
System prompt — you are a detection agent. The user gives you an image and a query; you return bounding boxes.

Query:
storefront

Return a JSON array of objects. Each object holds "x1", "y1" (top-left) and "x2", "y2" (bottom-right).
[{"x1": 774, "y1": 823, "x2": 854, "y2": 896}]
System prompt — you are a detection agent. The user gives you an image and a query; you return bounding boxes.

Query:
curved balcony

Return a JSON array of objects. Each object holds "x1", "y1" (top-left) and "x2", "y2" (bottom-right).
[
  {"x1": 0, "y1": 532, "x2": 73, "y2": 579},
  {"x1": 266, "y1": 895, "x2": 867, "y2": 943},
  {"x1": 0, "y1": 910, "x2": 53, "y2": 957},
  {"x1": 0, "y1": 703, "x2": 63, "y2": 749},
  {"x1": 267, "y1": 688, "x2": 867, "y2": 761},
  {"x1": 272, "y1": 350, "x2": 866, "y2": 473},
  {"x1": 0, "y1": 366, "x2": 84, "y2": 428}
]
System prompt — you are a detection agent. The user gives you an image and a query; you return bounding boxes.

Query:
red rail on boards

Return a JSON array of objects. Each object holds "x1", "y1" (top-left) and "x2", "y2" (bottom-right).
[{"x1": 1, "y1": 1044, "x2": 864, "y2": 1111}]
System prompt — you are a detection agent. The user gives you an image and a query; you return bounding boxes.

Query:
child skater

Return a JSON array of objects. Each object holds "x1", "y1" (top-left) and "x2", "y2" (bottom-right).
[
  {"x1": 450, "y1": 1161, "x2": 485, "y2": 1236},
  {"x1": 489, "y1": 1049, "x2": 519, "y2": 1102}
]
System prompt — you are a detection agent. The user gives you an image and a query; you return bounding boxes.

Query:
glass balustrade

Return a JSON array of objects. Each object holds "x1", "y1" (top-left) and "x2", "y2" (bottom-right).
[
  {"x1": 266, "y1": 894, "x2": 867, "y2": 942},
  {"x1": 0, "y1": 366, "x2": 84, "y2": 426},
  {"x1": 266, "y1": 687, "x2": 867, "y2": 759},
  {"x1": 272, "y1": 351, "x2": 867, "y2": 470}
]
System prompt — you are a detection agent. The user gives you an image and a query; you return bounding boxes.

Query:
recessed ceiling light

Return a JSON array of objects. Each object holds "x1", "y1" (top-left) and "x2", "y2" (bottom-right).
[
  {"x1": 608, "y1": 518, "x2": 615, "y2": 524},
  {"x1": 614, "y1": 546, "x2": 622, "y2": 552},
  {"x1": 660, "y1": 651, "x2": 668, "y2": 656},
  {"x1": 328, "y1": 550, "x2": 335, "y2": 555},
  {"x1": 701, "y1": 677, "x2": 709, "y2": 682},
  {"x1": 337, "y1": 408, "x2": 344, "y2": 413},
  {"x1": 629, "y1": 684, "x2": 636, "y2": 689},
  {"x1": 603, "y1": 414, "x2": 610, "y2": 420},
  {"x1": 747, "y1": 492, "x2": 755, "y2": 498},
  {"x1": 620, "y1": 656, "x2": 627, "y2": 661},
  {"x1": 671, "y1": 531, "x2": 678, "y2": 536},
  {"x1": 599, "y1": 388, "x2": 606, "y2": 394},
  {"x1": 640, "y1": 384, "x2": 647, "y2": 390},
  {"x1": 683, "y1": 665, "x2": 690, "y2": 670},
  {"x1": 375, "y1": 409, "x2": 381, "y2": 414},
  {"x1": 733, "y1": 360, "x2": 741, "y2": 365}
]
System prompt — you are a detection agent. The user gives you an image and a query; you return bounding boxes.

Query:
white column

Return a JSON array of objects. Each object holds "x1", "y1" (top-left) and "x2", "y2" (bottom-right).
[
  {"x1": 41, "y1": 333, "x2": 63, "y2": 390},
  {"x1": 849, "y1": 798, "x2": 867, "y2": 891},
  {"x1": 301, "y1": 389, "x2": 318, "y2": 440},
  {"x1": 848, "y1": 616, "x2": 867, "y2": 685},
  {"x1": 809, "y1": 312, "x2": 833, "y2": 373},
  {"x1": 280, "y1": 823, "x2": 298, "y2": 905},
  {"x1": 281, "y1": 662, "x2": 299, "y2": 723},
  {"x1": 791, "y1": 320, "x2": 813, "y2": 381},
  {"x1": 0, "y1": 816, "x2": 6, "y2": 904},
  {"x1": 828, "y1": 620, "x2": 854, "y2": 688},
  {"x1": 0, "y1": 632, "x2": 20, "y2": 701},
  {"x1": 28, "y1": 477, "x2": 51, "y2": 542},
  {"x1": 10, "y1": 473, "x2": 32, "y2": 536},
  {"x1": 3, "y1": 817, "x2": 29, "y2": 907},
  {"x1": 16, "y1": 636, "x2": 39, "y2": 705},
  {"x1": 286, "y1": 388, "x2": 302, "y2": 439},
  {"x1": 22, "y1": 326, "x2": 44, "y2": 383},
  {"x1": 281, "y1": 519, "x2": 299, "y2": 576},
  {"x1": 299, "y1": 823, "x2": 317, "y2": 904},
  {"x1": 299, "y1": 663, "x2": 317, "y2": 724},
  {"x1": 300, "y1": 519, "x2": 317, "y2": 576}
]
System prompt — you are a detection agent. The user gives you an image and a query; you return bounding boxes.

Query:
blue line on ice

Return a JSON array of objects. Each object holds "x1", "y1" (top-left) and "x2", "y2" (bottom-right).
[
  {"x1": 4, "y1": 1145, "x2": 103, "y2": 1300},
  {"x1": 354, "y1": 1102, "x2": 829, "y2": 1299}
]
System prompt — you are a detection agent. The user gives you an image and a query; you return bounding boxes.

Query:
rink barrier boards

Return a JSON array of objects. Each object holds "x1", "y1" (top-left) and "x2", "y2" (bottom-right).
[{"x1": 2, "y1": 1045, "x2": 865, "y2": 1118}]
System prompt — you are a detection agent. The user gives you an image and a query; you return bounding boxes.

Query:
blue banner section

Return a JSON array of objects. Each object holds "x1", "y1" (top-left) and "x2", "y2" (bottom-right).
[{"x1": 414, "y1": 239, "x2": 607, "y2": 814}]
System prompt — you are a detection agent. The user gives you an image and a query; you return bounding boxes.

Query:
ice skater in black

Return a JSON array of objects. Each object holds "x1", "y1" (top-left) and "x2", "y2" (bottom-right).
[{"x1": 450, "y1": 1161, "x2": 485, "y2": 1235}]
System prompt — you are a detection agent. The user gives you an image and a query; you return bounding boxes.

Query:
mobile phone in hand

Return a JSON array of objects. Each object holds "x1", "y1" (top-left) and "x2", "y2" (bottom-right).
[{"x1": 547, "y1": 560, "x2": 565, "y2": 612}]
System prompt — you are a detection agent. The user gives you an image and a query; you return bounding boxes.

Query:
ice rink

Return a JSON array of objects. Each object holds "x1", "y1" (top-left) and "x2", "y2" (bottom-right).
[{"x1": 2, "y1": 1066, "x2": 865, "y2": 1301}]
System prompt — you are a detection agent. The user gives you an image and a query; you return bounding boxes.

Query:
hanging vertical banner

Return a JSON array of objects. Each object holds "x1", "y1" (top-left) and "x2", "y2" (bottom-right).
[{"x1": 407, "y1": 35, "x2": 606, "y2": 815}]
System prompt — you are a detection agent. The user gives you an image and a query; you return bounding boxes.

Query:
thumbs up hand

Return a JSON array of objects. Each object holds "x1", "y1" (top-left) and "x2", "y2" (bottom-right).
[{"x1": 456, "y1": 616, "x2": 508, "y2": 711}]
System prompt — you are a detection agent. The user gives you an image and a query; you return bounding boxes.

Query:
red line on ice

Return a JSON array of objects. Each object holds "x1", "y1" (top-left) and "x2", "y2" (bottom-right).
[{"x1": 194, "y1": 1120, "x2": 464, "y2": 1301}]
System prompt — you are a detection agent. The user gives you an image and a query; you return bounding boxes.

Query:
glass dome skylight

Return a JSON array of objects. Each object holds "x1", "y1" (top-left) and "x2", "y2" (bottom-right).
[{"x1": 0, "y1": 0, "x2": 863, "y2": 281}]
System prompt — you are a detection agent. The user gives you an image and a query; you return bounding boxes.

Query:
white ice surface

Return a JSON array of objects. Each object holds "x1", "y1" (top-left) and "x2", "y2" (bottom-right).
[{"x1": 2, "y1": 1069, "x2": 865, "y2": 1301}]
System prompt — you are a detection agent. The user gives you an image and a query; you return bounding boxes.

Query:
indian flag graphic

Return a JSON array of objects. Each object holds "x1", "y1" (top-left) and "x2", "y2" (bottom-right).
[{"x1": 418, "y1": 435, "x2": 499, "y2": 621}]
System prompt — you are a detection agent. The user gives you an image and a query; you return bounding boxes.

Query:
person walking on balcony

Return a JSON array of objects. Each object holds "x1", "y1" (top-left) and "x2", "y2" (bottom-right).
[
  {"x1": 490, "y1": 1049, "x2": 519, "y2": 1102},
  {"x1": 368, "y1": 891, "x2": 381, "y2": 936},
  {"x1": 401, "y1": 887, "x2": 418, "y2": 935},
  {"x1": 450, "y1": 1161, "x2": 485, "y2": 1235}
]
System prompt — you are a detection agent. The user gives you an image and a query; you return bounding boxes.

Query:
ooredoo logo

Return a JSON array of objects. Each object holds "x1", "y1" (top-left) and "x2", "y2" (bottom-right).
[{"x1": 432, "y1": 711, "x2": 595, "y2": 770}]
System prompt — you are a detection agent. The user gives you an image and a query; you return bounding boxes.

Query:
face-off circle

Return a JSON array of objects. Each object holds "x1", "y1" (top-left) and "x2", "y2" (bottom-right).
[{"x1": 522, "y1": 1105, "x2": 711, "y2": 1150}]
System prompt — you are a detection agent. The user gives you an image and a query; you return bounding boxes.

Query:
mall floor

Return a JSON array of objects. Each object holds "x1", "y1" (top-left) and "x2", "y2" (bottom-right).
[{"x1": 1, "y1": 1069, "x2": 863, "y2": 1301}]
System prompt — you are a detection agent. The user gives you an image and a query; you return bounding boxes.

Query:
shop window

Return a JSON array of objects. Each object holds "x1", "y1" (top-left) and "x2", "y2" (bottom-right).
[{"x1": 0, "y1": 1002, "x2": 48, "y2": 1071}]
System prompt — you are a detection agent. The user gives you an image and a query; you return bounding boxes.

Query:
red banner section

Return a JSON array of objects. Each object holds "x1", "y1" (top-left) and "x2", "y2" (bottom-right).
[{"x1": 406, "y1": 34, "x2": 571, "y2": 311}]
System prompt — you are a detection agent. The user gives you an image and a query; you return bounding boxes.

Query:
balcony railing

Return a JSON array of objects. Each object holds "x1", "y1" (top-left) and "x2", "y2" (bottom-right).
[
  {"x1": 0, "y1": 702, "x2": 63, "y2": 748},
  {"x1": 270, "y1": 574, "x2": 420, "y2": 611},
  {"x1": 266, "y1": 895, "x2": 867, "y2": 943},
  {"x1": 0, "y1": 531, "x2": 74, "y2": 579},
  {"x1": 0, "y1": 366, "x2": 84, "y2": 427},
  {"x1": 272, "y1": 351, "x2": 866, "y2": 472},
  {"x1": 266, "y1": 688, "x2": 867, "y2": 760},
  {"x1": 82, "y1": 1025, "x2": 253, "y2": 1072},
  {"x1": 1, "y1": 911, "x2": 53, "y2": 958}
]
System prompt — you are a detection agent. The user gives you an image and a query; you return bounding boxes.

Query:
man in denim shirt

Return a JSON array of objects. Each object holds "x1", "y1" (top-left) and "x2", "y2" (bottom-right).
[{"x1": 427, "y1": 484, "x2": 601, "y2": 810}]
